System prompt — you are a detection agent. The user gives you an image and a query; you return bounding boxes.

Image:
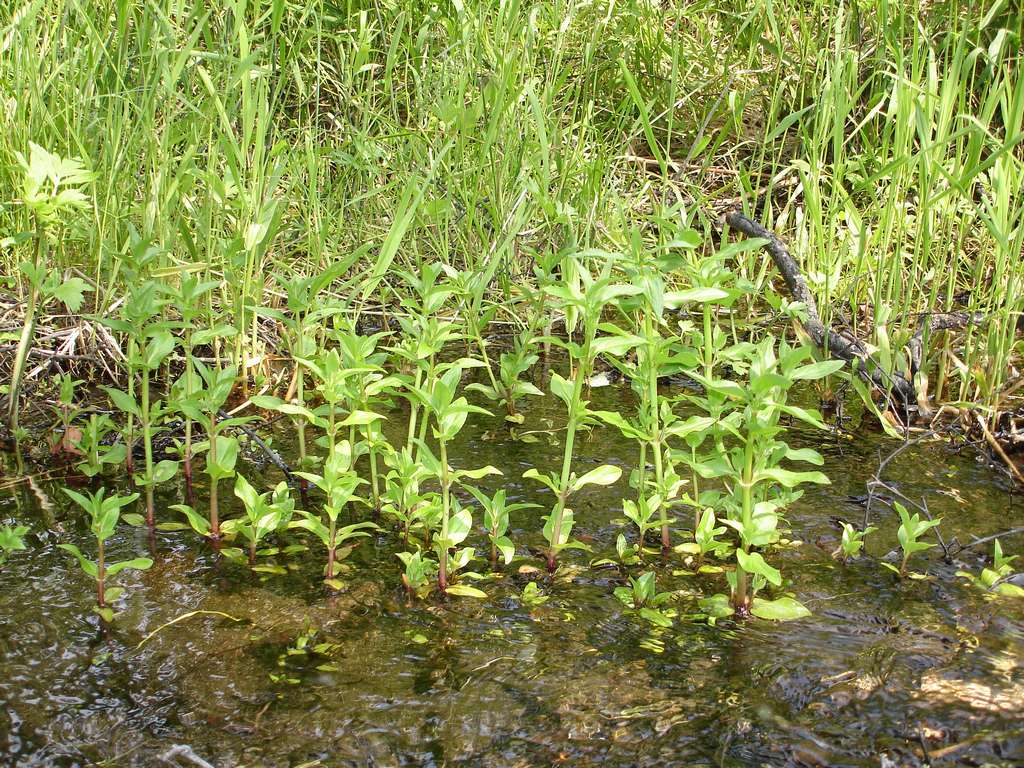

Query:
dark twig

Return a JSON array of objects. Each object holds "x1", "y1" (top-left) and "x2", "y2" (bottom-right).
[
  {"x1": 950, "y1": 526, "x2": 1024, "y2": 555},
  {"x1": 864, "y1": 431, "x2": 936, "y2": 528},
  {"x1": 217, "y1": 409, "x2": 293, "y2": 480},
  {"x1": 721, "y1": 210, "x2": 986, "y2": 418}
]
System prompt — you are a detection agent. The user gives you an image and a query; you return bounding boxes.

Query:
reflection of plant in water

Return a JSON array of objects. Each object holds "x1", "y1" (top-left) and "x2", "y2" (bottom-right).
[{"x1": 270, "y1": 625, "x2": 343, "y2": 684}]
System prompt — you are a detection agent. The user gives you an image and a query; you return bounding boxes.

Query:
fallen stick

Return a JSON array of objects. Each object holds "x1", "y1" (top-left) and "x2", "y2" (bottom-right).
[{"x1": 722, "y1": 210, "x2": 985, "y2": 415}]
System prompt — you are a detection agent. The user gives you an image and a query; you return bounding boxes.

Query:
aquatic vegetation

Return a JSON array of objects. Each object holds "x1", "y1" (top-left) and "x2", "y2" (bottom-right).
[
  {"x1": 526, "y1": 257, "x2": 636, "y2": 570},
  {"x1": 409, "y1": 362, "x2": 498, "y2": 594},
  {"x1": 72, "y1": 414, "x2": 126, "y2": 479},
  {"x1": 0, "y1": 523, "x2": 29, "y2": 567},
  {"x1": 162, "y1": 275, "x2": 225, "y2": 493},
  {"x1": 466, "y1": 328, "x2": 545, "y2": 423},
  {"x1": 171, "y1": 362, "x2": 246, "y2": 543},
  {"x1": 222, "y1": 475, "x2": 297, "y2": 570},
  {"x1": 58, "y1": 488, "x2": 152, "y2": 622},
  {"x1": 614, "y1": 571, "x2": 675, "y2": 627},
  {"x1": 835, "y1": 523, "x2": 876, "y2": 563},
  {"x1": 520, "y1": 581, "x2": 550, "y2": 607},
  {"x1": 691, "y1": 337, "x2": 842, "y2": 618},
  {"x1": 675, "y1": 509, "x2": 731, "y2": 564},
  {"x1": 883, "y1": 502, "x2": 943, "y2": 578},
  {"x1": 292, "y1": 440, "x2": 376, "y2": 589},
  {"x1": 958, "y1": 540, "x2": 1024, "y2": 598},
  {"x1": 467, "y1": 487, "x2": 537, "y2": 568}
]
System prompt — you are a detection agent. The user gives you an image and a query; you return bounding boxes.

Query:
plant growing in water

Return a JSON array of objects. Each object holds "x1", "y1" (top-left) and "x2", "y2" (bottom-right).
[
  {"x1": 0, "y1": 523, "x2": 29, "y2": 567},
  {"x1": 692, "y1": 337, "x2": 842, "y2": 620},
  {"x1": 73, "y1": 414, "x2": 126, "y2": 478},
  {"x1": 526, "y1": 255, "x2": 636, "y2": 570},
  {"x1": 221, "y1": 475, "x2": 297, "y2": 570},
  {"x1": 613, "y1": 571, "x2": 675, "y2": 627},
  {"x1": 293, "y1": 439, "x2": 377, "y2": 589},
  {"x1": 835, "y1": 522, "x2": 876, "y2": 563},
  {"x1": 408, "y1": 362, "x2": 498, "y2": 595},
  {"x1": 882, "y1": 502, "x2": 941, "y2": 578},
  {"x1": 171, "y1": 361, "x2": 246, "y2": 544},
  {"x1": 467, "y1": 487, "x2": 537, "y2": 568},
  {"x1": 957, "y1": 539, "x2": 1024, "y2": 598},
  {"x1": 59, "y1": 488, "x2": 152, "y2": 622}
]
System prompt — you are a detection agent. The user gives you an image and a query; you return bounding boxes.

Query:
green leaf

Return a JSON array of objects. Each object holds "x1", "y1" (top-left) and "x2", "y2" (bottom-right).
[
  {"x1": 454, "y1": 465, "x2": 503, "y2": 480},
  {"x1": 750, "y1": 596, "x2": 811, "y2": 621},
  {"x1": 58, "y1": 543, "x2": 98, "y2": 578},
  {"x1": 549, "y1": 372, "x2": 575, "y2": 409},
  {"x1": 735, "y1": 549, "x2": 782, "y2": 586},
  {"x1": 754, "y1": 467, "x2": 830, "y2": 488},
  {"x1": 790, "y1": 360, "x2": 845, "y2": 380},
  {"x1": 143, "y1": 331, "x2": 177, "y2": 370},
  {"x1": 95, "y1": 606, "x2": 115, "y2": 623},
  {"x1": 444, "y1": 584, "x2": 487, "y2": 598},
  {"x1": 664, "y1": 287, "x2": 730, "y2": 306},
  {"x1": 102, "y1": 386, "x2": 141, "y2": 418},
  {"x1": 152, "y1": 459, "x2": 179, "y2": 484},
  {"x1": 121, "y1": 513, "x2": 146, "y2": 527},
  {"x1": 48, "y1": 277, "x2": 91, "y2": 311},
  {"x1": 571, "y1": 464, "x2": 622, "y2": 492},
  {"x1": 698, "y1": 593, "x2": 734, "y2": 618},
  {"x1": 106, "y1": 557, "x2": 154, "y2": 575}
]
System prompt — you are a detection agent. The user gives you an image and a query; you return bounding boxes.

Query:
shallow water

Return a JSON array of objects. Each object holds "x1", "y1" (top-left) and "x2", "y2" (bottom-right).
[{"x1": 1, "y1": 383, "x2": 1023, "y2": 767}]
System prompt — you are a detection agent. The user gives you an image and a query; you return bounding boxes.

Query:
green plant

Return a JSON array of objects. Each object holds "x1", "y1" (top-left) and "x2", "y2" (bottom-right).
[
  {"x1": 161, "y1": 274, "x2": 229, "y2": 493},
  {"x1": 221, "y1": 475, "x2": 297, "y2": 570},
  {"x1": 0, "y1": 523, "x2": 29, "y2": 567},
  {"x1": 7, "y1": 144, "x2": 94, "y2": 437},
  {"x1": 882, "y1": 503, "x2": 942, "y2": 578},
  {"x1": 101, "y1": 280, "x2": 179, "y2": 530},
  {"x1": 292, "y1": 439, "x2": 377, "y2": 589},
  {"x1": 171, "y1": 361, "x2": 246, "y2": 543},
  {"x1": 59, "y1": 488, "x2": 152, "y2": 622},
  {"x1": 835, "y1": 523, "x2": 876, "y2": 563},
  {"x1": 397, "y1": 549, "x2": 438, "y2": 600},
  {"x1": 526, "y1": 256, "x2": 636, "y2": 570},
  {"x1": 73, "y1": 414, "x2": 126, "y2": 478},
  {"x1": 49, "y1": 373, "x2": 83, "y2": 454},
  {"x1": 691, "y1": 337, "x2": 841, "y2": 619},
  {"x1": 675, "y1": 508, "x2": 731, "y2": 563},
  {"x1": 467, "y1": 487, "x2": 537, "y2": 568},
  {"x1": 466, "y1": 328, "x2": 545, "y2": 423},
  {"x1": 613, "y1": 571, "x2": 674, "y2": 627},
  {"x1": 380, "y1": 446, "x2": 437, "y2": 545},
  {"x1": 520, "y1": 581, "x2": 550, "y2": 607},
  {"x1": 957, "y1": 540, "x2": 1024, "y2": 598},
  {"x1": 409, "y1": 362, "x2": 498, "y2": 594}
]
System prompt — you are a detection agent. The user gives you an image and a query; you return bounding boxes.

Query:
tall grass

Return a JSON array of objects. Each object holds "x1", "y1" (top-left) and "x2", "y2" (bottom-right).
[{"x1": 0, "y1": 0, "x2": 1020, "y2": 415}]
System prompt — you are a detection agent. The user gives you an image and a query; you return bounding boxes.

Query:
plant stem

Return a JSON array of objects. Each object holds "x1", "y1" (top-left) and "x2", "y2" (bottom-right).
[
  {"x1": 141, "y1": 367, "x2": 155, "y2": 530},
  {"x1": 438, "y1": 437, "x2": 450, "y2": 591},
  {"x1": 7, "y1": 220, "x2": 43, "y2": 436},
  {"x1": 733, "y1": 439, "x2": 754, "y2": 614},
  {"x1": 208, "y1": 411, "x2": 220, "y2": 543},
  {"x1": 547, "y1": 344, "x2": 590, "y2": 570}
]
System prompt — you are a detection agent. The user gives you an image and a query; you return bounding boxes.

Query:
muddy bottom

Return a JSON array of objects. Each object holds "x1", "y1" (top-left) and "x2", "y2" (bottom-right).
[{"x1": 1, "y1": 386, "x2": 1022, "y2": 767}]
